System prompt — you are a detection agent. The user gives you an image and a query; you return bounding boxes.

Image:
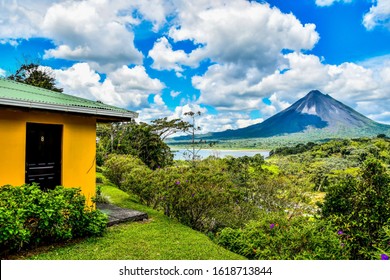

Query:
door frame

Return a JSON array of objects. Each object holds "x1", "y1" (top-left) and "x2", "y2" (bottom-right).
[{"x1": 25, "y1": 122, "x2": 63, "y2": 189}]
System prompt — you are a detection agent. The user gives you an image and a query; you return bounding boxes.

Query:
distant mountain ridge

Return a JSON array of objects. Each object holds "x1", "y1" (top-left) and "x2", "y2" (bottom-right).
[{"x1": 197, "y1": 90, "x2": 390, "y2": 140}]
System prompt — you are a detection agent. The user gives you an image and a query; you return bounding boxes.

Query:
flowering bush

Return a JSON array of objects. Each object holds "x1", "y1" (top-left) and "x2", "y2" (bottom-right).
[
  {"x1": 319, "y1": 158, "x2": 390, "y2": 259},
  {"x1": 216, "y1": 212, "x2": 348, "y2": 260}
]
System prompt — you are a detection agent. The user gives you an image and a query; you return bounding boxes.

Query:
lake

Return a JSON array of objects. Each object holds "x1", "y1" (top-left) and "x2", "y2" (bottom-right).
[{"x1": 172, "y1": 149, "x2": 270, "y2": 160}]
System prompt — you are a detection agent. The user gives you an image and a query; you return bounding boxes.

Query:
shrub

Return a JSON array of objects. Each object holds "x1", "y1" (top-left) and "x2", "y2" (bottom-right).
[
  {"x1": 103, "y1": 154, "x2": 149, "y2": 187},
  {"x1": 104, "y1": 155, "x2": 310, "y2": 233},
  {"x1": 216, "y1": 212, "x2": 347, "y2": 260},
  {"x1": 319, "y1": 158, "x2": 390, "y2": 259},
  {"x1": 0, "y1": 184, "x2": 107, "y2": 255},
  {"x1": 152, "y1": 161, "x2": 252, "y2": 232}
]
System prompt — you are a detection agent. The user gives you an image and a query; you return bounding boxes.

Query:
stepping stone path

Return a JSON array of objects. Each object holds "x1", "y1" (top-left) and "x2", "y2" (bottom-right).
[{"x1": 96, "y1": 203, "x2": 148, "y2": 226}]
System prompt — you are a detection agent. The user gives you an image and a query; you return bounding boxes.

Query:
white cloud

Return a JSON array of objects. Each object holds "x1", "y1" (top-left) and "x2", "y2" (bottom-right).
[
  {"x1": 55, "y1": 63, "x2": 164, "y2": 108},
  {"x1": 0, "y1": 0, "x2": 51, "y2": 39},
  {"x1": 169, "y1": 103, "x2": 263, "y2": 133},
  {"x1": 315, "y1": 0, "x2": 352, "y2": 7},
  {"x1": 0, "y1": 0, "x2": 172, "y2": 68},
  {"x1": 260, "y1": 93, "x2": 291, "y2": 119},
  {"x1": 137, "y1": 94, "x2": 171, "y2": 123},
  {"x1": 131, "y1": 0, "x2": 174, "y2": 31},
  {"x1": 153, "y1": 1, "x2": 320, "y2": 114},
  {"x1": 318, "y1": 0, "x2": 390, "y2": 31},
  {"x1": 170, "y1": 90, "x2": 181, "y2": 98},
  {"x1": 137, "y1": 102, "x2": 256, "y2": 135},
  {"x1": 0, "y1": 39, "x2": 20, "y2": 46},
  {"x1": 363, "y1": 0, "x2": 390, "y2": 30},
  {"x1": 167, "y1": 1, "x2": 319, "y2": 71},
  {"x1": 42, "y1": 0, "x2": 143, "y2": 71},
  {"x1": 0, "y1": 68, "x2": 6, "y2": 77},
  {"x1": 109, "y1": 65, "x2": 164, "y2": 94},
  {"x1": 149, "y1": 37, "x2": 204, "y2": 73},
  {"x1": 193, "y1": 63, "x2": 266, "y2": 111}
]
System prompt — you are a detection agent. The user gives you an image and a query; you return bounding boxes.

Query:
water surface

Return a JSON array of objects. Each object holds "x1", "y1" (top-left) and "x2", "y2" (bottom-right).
[{"x1": 173, "y1": 149, "x2": 270, "y2": 160}]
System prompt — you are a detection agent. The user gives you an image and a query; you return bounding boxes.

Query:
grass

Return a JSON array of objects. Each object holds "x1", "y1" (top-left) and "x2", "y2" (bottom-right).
[{"x1": 7, "y1": 183, "x2": 245, "y2": 260}]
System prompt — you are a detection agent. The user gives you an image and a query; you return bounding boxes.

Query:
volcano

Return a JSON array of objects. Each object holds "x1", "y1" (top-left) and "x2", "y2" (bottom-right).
[{"x1": 205, "y1": 90, "x2": 390, "y2": 139}]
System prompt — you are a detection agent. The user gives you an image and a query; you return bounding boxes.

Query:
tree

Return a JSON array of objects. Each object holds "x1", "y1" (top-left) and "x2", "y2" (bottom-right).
[
  {"x1": 183, "y1": 111, "x2": 203, "y2": 161},
  {"x1": 97, "y1": 121, "x2": 173, "y2": 169},
  {"x1": 151, "y1": 117, "x2": 192, "y2": 140},
  {"x1": 182, "y1": 111, "x2": 216, "y2": 162},
  {"x1": 8, "y1": 63, "x2": 63, "y2": 92}
]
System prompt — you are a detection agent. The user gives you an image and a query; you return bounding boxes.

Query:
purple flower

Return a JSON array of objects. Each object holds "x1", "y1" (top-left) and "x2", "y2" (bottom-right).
[
  {"x1": 270, "y1": 223, "x2": 275, "y2": 230},
  {"x1": 381, "y1": 254, "x2": 389, "y2": 260},
  {"x1": 175, "y1": 180, "x2": 180, "y2": 185},
  {"x1": 341, "y1": 243, "x2": 345, "y2": 248},
  {"x1": 192, "y1": 193, "x2": 195, "y2": 197},
  {"x1": 337, "y1": 230, "x2": 343, "y2": 235}
]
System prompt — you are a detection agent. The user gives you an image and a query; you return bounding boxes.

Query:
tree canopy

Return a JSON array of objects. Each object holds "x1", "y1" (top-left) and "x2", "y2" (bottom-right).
[{"x1": 8, "y1": 63, "x2": 63, "y2": 92}]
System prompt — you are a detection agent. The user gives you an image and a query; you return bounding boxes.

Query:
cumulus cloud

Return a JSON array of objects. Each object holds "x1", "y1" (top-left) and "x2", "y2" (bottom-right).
[
  {"x1": 137, "y1": 94, "x2": 172, "y2": 123},
  {"x1": 0, "y1": 0, "x2": 172, "y2": 69},
  {"x1": 168, "y1": 103, "x2": 263, "y2": 134},
  {"x1": 0, "y1": 0, "x2": 52, "y2": 39},
  {"x1": 165, "y1": 1, "x2": 319, "y2": 71},
  {"x1": 193, "y1": 63, "x2": 266, "y2": 111},
  {"x1": 1, "y1": 0, "x2": 389, "y2": 128},
  {"x1": 150, "y1": 1, "x2": 320, "y2": 114},
  {"x1": 260, "y1": 93, "x2": 291, "y2": 119},
  {"x1": 0, "y1": 68, "x2": 6, "y2": 77},
  {"x1": 363, "y1": 0, "x2": 390, "y2": 30},
  {"x1": 55, "y1": 63, "x2": 164, "y2": 108},
  {"x1": 148, "y1": 37, "x2": 204, "y2": 73},
  {"x1": 42, "y1": 0, "x2": 143, "y2": 71}
]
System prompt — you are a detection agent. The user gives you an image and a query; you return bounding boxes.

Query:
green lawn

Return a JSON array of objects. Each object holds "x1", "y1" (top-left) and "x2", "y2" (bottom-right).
[{"x1": 11, "y1": 184, "x2": 245, "y2": 260}]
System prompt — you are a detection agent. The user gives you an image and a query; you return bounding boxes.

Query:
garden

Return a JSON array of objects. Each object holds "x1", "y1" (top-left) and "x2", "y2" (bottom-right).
[{"x1": 1, "y1": 121, "x2": 390, "y2": 260}]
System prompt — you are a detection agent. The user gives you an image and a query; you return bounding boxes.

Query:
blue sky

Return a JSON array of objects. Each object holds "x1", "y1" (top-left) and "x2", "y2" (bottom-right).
[{"x1": 0, "y1": 0, "x2": 389, "y2": 132}]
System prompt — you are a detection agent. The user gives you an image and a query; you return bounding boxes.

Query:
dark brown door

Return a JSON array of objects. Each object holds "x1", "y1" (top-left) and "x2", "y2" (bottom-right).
[{"x1": 25, "y1": 123, "x2": 62, "y2": 190}]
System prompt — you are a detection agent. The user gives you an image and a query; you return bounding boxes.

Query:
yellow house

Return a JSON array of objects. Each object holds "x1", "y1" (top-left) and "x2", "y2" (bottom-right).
[{"x1": 0, "y1": 78, "x2": 137, "y2": 204}]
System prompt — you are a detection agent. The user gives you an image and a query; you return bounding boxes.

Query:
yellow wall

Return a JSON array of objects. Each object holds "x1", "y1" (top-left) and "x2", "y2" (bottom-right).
[{"x1": 0, "y1": 108, "x2": 96, "y2": 205}]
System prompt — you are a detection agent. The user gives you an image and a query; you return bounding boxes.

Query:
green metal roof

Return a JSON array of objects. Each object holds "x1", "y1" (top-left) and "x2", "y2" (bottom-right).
[{"x1": 0, "y1": 78, "x2": 138, "y2": 121}]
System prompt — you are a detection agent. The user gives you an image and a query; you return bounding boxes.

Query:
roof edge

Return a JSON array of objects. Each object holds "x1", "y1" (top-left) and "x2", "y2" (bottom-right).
[{"x1": 0, "y1": 97, "x2": 138, "y2": 120}]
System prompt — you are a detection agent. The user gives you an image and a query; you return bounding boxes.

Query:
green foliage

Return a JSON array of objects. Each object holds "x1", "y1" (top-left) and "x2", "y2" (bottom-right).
[
  {"x1": 270, "y1": 142, "x2": 317, "y2": 156},
  {"x1": 8, "y1": 63, "x2": 63, "y2": 92},
  {"x1": 16, "y1": 184, "x2": 244, "y2": 260},
  {"x1": 216, "y1": 212, "x2": 347, "y2": 260},
  {"x1": 119, "y1": 157, "x2": 257, "y2": 232},
  {"x1": 0, "y1": 184, "x2": 107, "y2": 255},
  {"x1": 97, "y1": 121, "x2": 173, "y2": 169},
  {"x1": 103, "y1": 154, "x2": 152, "y2": 199},
  {"x1": 104, "y1": 153, "x2": 311, "y2": 233},
  {"x1": 103, "y1": 154, "x2": 148, "y2": 187},
  {"x1": 319, "y1": 158, "x2": 390, "y2": 259},
  {"x1": 102, "y1": 136, "x2": 390, "y2": 260}
]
